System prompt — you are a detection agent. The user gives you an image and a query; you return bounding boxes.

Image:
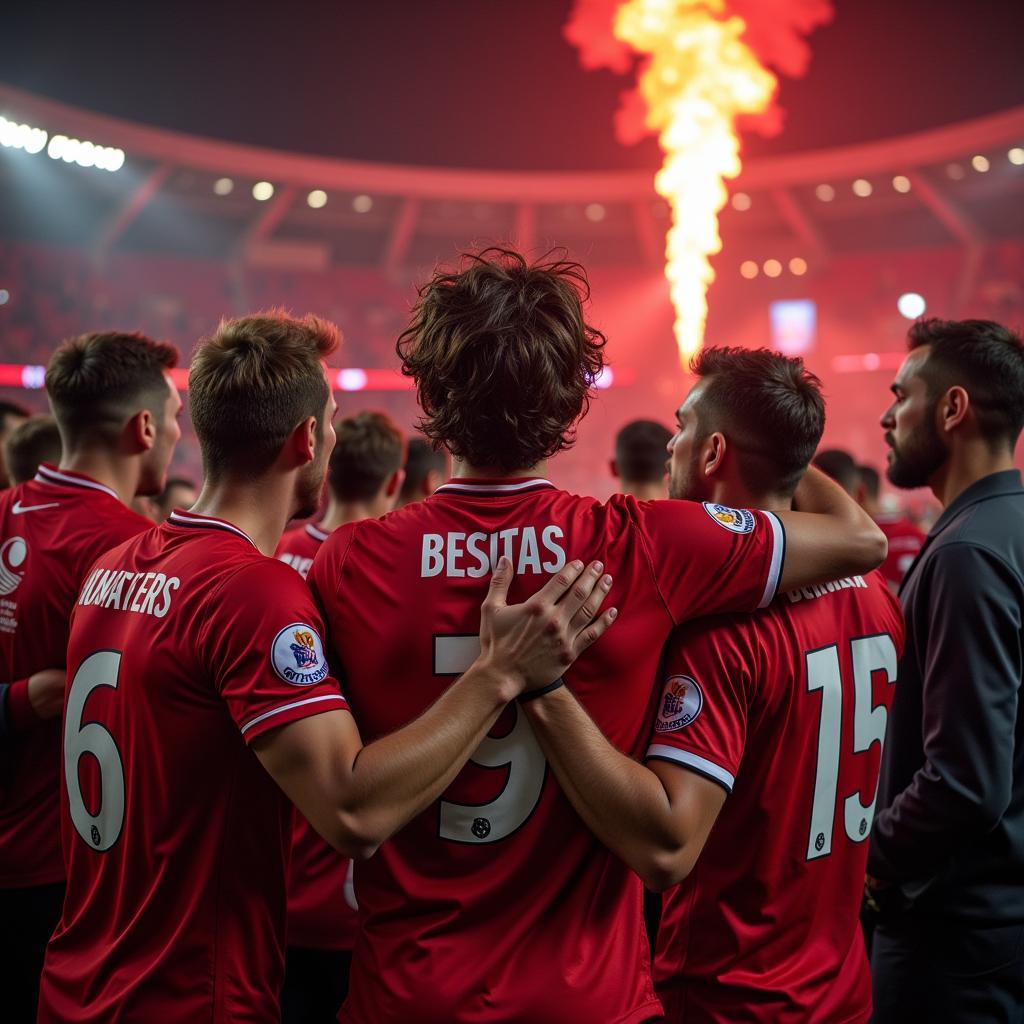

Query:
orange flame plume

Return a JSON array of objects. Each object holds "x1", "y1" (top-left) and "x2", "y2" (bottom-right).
[{"x1": 565, "y1": 0, "x2": 832, "y2": 364}]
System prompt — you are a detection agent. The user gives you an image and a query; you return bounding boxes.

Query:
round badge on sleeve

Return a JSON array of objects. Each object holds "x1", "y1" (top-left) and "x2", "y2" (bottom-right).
[
  {"x1": 655, "y1": 675, "x2": 704, "y2": 733},
  {"x1": 271, "y1": 623, "x2": 330, "y2": 686},
  {"x1": 703, "y1": 502, "x2": 755, "y2": 534}
]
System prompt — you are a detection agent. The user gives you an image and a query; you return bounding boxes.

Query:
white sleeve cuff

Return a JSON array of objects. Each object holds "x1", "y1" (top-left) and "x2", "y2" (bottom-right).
[
  {"x1": 757, "y1": 511, "x2": 785, "y2": 609},
  {"x1": 646, "y1": 743, "x2": 735, "y2": 793}
]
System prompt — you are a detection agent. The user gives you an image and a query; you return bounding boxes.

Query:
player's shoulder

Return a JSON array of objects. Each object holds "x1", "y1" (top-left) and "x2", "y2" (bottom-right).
[{"x1": 665, "y1": 605, "x2": 760, "y2": 668}]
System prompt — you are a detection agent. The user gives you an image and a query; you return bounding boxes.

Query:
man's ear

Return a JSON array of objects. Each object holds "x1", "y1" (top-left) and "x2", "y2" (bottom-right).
[
  {"x1": 385, "y1": 468, "x2": 405, "y2": 498},
  {"x1": 702, "y1": 431, "x2": 727, "y2": 480},
  {"x1": 288, "y1": 416, "x2": 318, "y2": 467},
  {"x1": 938, "y1": 385, "x2": 970, "y2": 435},
  {"x1": 126, "y1": 408, "x2": 157, "y2": 454}
]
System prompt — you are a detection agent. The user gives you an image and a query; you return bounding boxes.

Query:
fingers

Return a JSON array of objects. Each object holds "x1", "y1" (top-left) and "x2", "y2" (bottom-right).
[
  {"x1": 572, "y1": 606, "x2": 618, "y2": 658},
  {"x1": 567, "y1": 571, "x2": 613, "y2": 634},
  {"x1": 532, "y1": 559, "x2": 588, "y2": 611},
  {"x1": 483, "y1": 556, "x2": 514, "y2": 611}
]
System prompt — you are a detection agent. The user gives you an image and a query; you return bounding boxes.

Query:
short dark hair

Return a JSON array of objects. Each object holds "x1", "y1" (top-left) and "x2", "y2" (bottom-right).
[
  {"x1": 400, "y1": 437, "x2": 447, "y2": 502},
  {"x1": 858, "y1": 463, "x2": 881, "y2": 501},
  {"x1": 0, "y1": 400, "x2": 30, "y2": 430},
  {"x1": 691, "y1": 346, "x2": 825, "y2": 497},
  {"x1": 45, "y1": 331, "x2": 178, "y2": 446},
  {"x1": 908, "y1": 318, "x2": 1024, "y2": 449},
  {"x1": 812, "y1": 448, "x2": 860, "y2": 494},
  {"x1": 189, "y1": 311, "x2": 338, "y2": 480},
  {"x1": 614, "y1": 420, "x2": 672, "y2": 483},
  {"x1": 397, "y1": 247, "x2": 607, "y2": 473},
  {"x1": 4, "y1": 416, "x2": 62, "y2": 485},
  {"x1": 329, "y1": 411, "x2": 405, "y2": 502}
]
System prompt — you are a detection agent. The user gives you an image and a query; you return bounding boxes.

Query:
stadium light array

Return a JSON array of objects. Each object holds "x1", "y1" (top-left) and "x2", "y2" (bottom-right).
[
  {"x1": 47, "y1": 135, "x2": 124, "y2": 171},
  {"x1": 1009, "y1": 147, "x2": 1024, "y2": 166},
  {"x1": 0, "y1": 116, "x2": 48, "y2": 154}
]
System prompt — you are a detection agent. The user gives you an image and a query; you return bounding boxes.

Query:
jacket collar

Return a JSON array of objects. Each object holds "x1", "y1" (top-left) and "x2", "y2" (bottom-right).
[{"x1": 929, "y1": 469, "x2": 1022, "y2": 539}]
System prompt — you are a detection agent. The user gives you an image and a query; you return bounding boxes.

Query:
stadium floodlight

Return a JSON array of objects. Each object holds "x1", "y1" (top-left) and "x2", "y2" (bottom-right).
[
  {"x1": 252, "y1": 181, "x2": 274, "y2": 201},
  {"x1": 46, "y1": 134, "x2": 124, "y2": 171},
  {"x1": 897, "y1": 292, "x2": 926, "y2": 319},
  {"x1": 0, "y1": 116, "x2": 48, "y2": 155}
]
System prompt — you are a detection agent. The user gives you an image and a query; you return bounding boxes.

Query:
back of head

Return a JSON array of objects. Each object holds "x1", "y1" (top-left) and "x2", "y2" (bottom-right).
[
  {"x1": 329, "y1": 411, "x2": 405, "y2": 502},
  {"x1": 400, "y1": 437, "x2": 447, "y2": 504},
  {"x1": 189, "y1": 311, "x2": 338, "y2": 480},
  {"x1": 397, "y1": 247, "x2": 606, "y2": 473},
  {"x1": 4, "y1": 416, "x2": 62, "y2": 485},
  {"x1": 908, "y1": 317, "x2": 1024, "y2": 451},
  {"x1": 692, "y1": 346, "x2": 825, "y2": 497},
  {"x1": 45, "y1": 331, "x2": 178, "y2": 451},
  {"x1": 858, "y1": 464, "x2": 881, "y2": 502},
  {"x1": 0, "y1": 400, "x2": 29, "y2": 434},
  {"x1": 614, "y1": 419, "x2": 672, "y2": 484},
  {"x1": 812, "y1": 448, "x2": 860, "y2": 495}
]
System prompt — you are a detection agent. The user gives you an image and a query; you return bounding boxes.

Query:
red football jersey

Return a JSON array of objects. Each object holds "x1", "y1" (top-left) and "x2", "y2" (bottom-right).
[
  {"x1": 277, "y1": 521, "x2": 330, "y2": 579},
  {"x1": 307, "y1": 477, "x2": 785, "y2": 1024},
  {"x1": 0, "y1": 463, "x2": 151, "y2": 888},
  {"x1": 875, "y1": 514, "x2": 926, "y2": 588},
  {"x1": 650, "y1": 571, "x2": 904, "y2": 1024},
  {"x1": 275, "y1": 521, "x2": 359, "y2": 951},
  {"x1": 38, "y1": 510, "x2": 349, "y2": 1024}
]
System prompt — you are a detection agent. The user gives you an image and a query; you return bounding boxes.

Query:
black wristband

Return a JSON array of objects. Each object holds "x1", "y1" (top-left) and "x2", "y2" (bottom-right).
[{"x1": 518, "y1": 677, "x2": 565, "y2": 704}]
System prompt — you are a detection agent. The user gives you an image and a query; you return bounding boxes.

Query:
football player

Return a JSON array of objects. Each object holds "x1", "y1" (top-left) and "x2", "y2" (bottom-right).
[{"x1": 0, "y1": 332, "x2": 180, "y2": 1019}]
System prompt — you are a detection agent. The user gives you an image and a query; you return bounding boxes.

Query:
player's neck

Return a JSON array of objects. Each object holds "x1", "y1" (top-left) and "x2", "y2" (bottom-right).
[
  {"x1": 708, "y1": 480, "x2": 791, "y2": 514},
  {"x1": 60, "y1": 449, "x2": 141, "y2": 507},
  {"x1": 621, "y1": 481, "x2": 668, "y2": 501},
  {"x1": 452, "y1": 458, "x2": 547, "y2": 480},
  {"x1": 928, "y1": 439, "x2": 1015, "y2": 508},
  {"x1": 190, "y1": 480, "x2": 294, "y2": 557},
  {"x1": 319, "y1": 495, "x2": 388, "y2": 531}
]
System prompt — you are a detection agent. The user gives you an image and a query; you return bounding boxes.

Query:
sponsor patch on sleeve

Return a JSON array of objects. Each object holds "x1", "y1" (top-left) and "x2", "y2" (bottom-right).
[
  {"x1": 655, "y1": 674, "x2": 704, "y2": 733},
  {"x1": 271, "y1": 623, "x2": 330, "y2": 686},
  {"x1": 703, "y1": 502, "x2": 756, "y2": 534}
]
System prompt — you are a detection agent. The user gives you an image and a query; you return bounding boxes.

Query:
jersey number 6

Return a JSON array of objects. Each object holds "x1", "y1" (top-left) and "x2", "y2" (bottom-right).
[{"x1": 64, "y1": 650, "x2": 126, "y2": 853}]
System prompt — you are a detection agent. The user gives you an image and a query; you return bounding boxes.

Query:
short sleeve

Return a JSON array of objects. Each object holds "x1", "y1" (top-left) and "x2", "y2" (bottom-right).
[
  {"x1": 645, "y1": 618, "x2": 753, "y2": 794},
  {"x1": 202, "y1": 560, "x2": 349, "y2": 743},
  {"x1": 634, "y1": 499, "x2": 784, "y2": 623}
]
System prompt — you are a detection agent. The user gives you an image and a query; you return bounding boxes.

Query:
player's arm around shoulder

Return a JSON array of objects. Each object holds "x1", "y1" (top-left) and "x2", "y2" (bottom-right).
[
  {"x1": 253, "y1": 556, "x2": 617, "y2": 860},
  {"x1": 776, "y1": 465, "x2": 887, "y2": 591},
  {"x1": 522, "y1": 615, "x2": 739, "y2": 891}
]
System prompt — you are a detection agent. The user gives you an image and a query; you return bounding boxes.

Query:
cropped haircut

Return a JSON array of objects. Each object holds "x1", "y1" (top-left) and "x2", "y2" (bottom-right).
[
  {"x1": 858, "y1": 464, "x2": 881, "y2": 501},
  {"x1": 615, "y1": 419, "x2": 673, "y2": 483},
  {"x1": 189, "y1": 311, "x2": 338, "y2": 480},
  {"x1": 812, "y1": 448, "x2": 860, "y2": 494},
  {"x1": 45, "y1": 331, "x2": 178, "y2": 445},
  {"x1": 908, "y1": 318, "x2": 1024, "y2": 449},
  {"x1": 397, "y1": 248, "x2": 606, "y2": 472},
  {"x1": 691, "y1": 346, "x2": 825, "y2": 497},
  {"x1": 400, "y1": 437, "x2": 447, "y2": 502},
  {"x1": 328, "y1": 411, "x2": 405, "y2": 502},
  {"x1": 4, "y1": 416, "x2": 62, "y2": 485}
]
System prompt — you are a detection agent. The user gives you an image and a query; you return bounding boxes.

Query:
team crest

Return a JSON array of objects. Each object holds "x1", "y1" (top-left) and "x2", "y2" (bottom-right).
[
  {"x1": 0, "y1": 537, "x2": 27, "y2": 596},
  {"x1": 272, "y1": 623, "x2": 329, "y2": 685},
  {"x1": 655, "y1": 675, "x2": 704, "y2": 732},
  {"x1": 703, "y1": 502, "x2": 755, "y2": 535}
]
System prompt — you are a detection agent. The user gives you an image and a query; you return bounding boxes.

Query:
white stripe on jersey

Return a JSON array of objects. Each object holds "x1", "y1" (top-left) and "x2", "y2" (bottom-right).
[
  {"x1": 168, "y1": 511, "x2": 257, "y2": 548},
  {"x1": 645, "y1": 744, "x2": 736, "y2": 792},
  {"x1": 35, "y1": 464, "x2": 119, "y2": 499},
  {"x1": 240, "y1": 694, "x2": 348, "y2": 735},
  {"x1": 435, "y1": 479, "x2": 555, "y2": 495},
  {"x1": 757, "y1": 511, "x2": 785, "y2": 609},
  {"x1": 305, "y1": 523, "x2": 330, "y2": 542}
]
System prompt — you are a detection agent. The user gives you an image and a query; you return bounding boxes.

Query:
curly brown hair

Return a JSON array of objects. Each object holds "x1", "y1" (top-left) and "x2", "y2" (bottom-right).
[{"x1": 397, "y1": 248, "x2": 607, "y2": 472}]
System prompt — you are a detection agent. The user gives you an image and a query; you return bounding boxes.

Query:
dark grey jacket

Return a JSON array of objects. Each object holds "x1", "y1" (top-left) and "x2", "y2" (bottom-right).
[{"x1": 869, "y1": 469, "x2": 1024, "y2": 923}]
